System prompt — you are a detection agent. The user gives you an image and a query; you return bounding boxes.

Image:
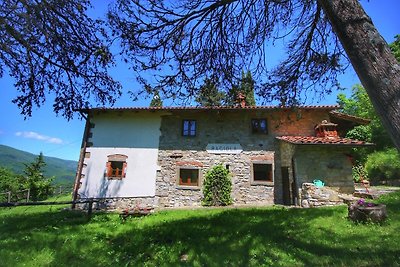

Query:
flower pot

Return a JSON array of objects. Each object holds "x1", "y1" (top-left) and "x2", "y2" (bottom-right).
[{"x1": 348, "y1": 203, "x2": 387, "y2": 223}]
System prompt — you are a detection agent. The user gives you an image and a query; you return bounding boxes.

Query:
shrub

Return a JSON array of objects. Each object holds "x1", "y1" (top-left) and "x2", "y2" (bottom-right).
[
  {"x1": 352, "y1": 164, "x2": 368, "y2": 183},
  {"x1": 202, "y1": 165, "x2": 232, "y2": 206},
  {"x1": 365, "y1": 148, "x2": 400, "y2": 183}
]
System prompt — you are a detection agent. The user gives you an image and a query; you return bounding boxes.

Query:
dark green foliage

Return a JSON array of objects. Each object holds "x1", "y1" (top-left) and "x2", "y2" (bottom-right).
[
  {"x1": 195, "y1": 77, "x2": 226, "y2": 107},
  {"x1": 0, "y1": 145, "x2": 76, "y2": 186},
  {"x1": 22, "y1": 153, "x2": 54, "y2": 201},
  {"x1": 202, "y1": 165, "x2": 232, "y2": 206},
  {"x1": 365, "y1": 149, "x2": 400, "y2": 184},
  {"x1": 150, "y1": 91, "x2": 163, "y2": 107}
]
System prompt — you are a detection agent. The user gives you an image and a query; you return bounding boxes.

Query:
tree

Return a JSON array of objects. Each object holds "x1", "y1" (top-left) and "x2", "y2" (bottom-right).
[
  {"x1": 108, "y1": 0, "x2": 400, "y2": 151},
  {"x1": 389, "y1": 35, "x2": 400, "y2": 62},
  {"x1": 195, "y1": 77, "x2": 225, "y2": 107},
  {"x1": 337, "y1": 84, "x2": 393, "y2": 163},
  {"x1": 340, "y1": 85, "x2": 394, "y2": 151},
  {"x1": 226, "y1": 71, "x2": 256, "y2": 106},
  {"x1": 23, "y1": 153, "x2": 53, "y2": 201},
  {"x1": 0, "y1": 167, "x2": 25, "y2": 202},
  {"x1": 1, "y1": 0, "x2": 121, "y2": 119},
  {"x1": 150, "y1": 91, "x2": 163, "y2": 107}
]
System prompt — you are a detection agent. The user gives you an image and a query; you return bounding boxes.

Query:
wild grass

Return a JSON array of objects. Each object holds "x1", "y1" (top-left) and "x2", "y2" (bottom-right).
[{"x1": 1, "y1": 192, "x2": 400, "y2": 266}]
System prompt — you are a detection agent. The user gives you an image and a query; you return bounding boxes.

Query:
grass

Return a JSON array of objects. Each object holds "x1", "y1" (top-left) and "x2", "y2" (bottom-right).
[{"x1": 1, "y1": 192, "x2": 400, "y2": 267}]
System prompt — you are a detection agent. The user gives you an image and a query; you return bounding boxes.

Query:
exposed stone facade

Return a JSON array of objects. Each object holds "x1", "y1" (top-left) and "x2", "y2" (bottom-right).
[
  {"x1": 156, "y1": 150, "x2": 275, "y2": 207},
  {"x1": 153, "y1": 108, "x2": 331, "y2": 207}
]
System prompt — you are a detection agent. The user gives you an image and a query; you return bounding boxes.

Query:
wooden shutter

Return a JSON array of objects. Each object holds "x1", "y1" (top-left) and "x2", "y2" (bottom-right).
[
  {"x1": 122, "y1": 162, "x2": 127, "y2": 178},
  {"x1": 106, "y1": 162, "x2": 112, "y2": 177}
]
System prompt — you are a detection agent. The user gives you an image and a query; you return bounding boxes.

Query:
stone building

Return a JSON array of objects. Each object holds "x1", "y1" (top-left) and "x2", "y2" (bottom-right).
[{"x1": 73, "y1": 105, "x2": 371, "y2": 209}]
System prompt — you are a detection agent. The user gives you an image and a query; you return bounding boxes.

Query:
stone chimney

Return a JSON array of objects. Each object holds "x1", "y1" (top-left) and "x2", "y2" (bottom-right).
[{"x1": 315, "y1": 120, "x2": 338, "y2": 138}]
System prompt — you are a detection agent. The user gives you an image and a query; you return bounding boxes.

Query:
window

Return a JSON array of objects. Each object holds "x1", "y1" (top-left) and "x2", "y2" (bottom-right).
[
  {"x1": 182, "y1": 120, "x2": 196, "y2": 136},
  {"x1": 105, "y1": 154, "x2": 128, "y2": 180},
  {"x1": 251, "y1": 119, "x2": 268, "y2": 134},
  {"x1": 178, "y1": 168, "x2": 199, "y2": 186},
  {"x1": 252, "y1": 163, "x2": 273, "y2": 184}
]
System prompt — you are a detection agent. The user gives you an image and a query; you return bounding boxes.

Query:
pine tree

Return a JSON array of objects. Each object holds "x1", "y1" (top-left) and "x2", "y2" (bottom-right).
[
  {"x1": 195, "y1": 77, "x2": 225, "y2": 107},
  {"x1": 23, "y1": 153, "x2": 54, "y2": 201},
  {"x1": 225, "y1": 71, "x2": 256, "y2": 106},
  {"x1": 150, "y1": 91, "x2": 163, "y2": 107}
]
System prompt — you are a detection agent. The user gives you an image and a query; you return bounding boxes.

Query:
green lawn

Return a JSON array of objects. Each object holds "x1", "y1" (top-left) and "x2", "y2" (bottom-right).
[{"x1": 1, "y1": 192, "x2": 399, "y2": 267}]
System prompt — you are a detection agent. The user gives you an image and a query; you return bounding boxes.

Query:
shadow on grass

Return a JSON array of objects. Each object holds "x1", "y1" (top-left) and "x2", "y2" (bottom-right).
[
  {"x1": 1, "y1": 191, "x2": 400, "y2": 266},
  {"x1": 106, "y1": 206, "x2": 400, "y2": 266}
]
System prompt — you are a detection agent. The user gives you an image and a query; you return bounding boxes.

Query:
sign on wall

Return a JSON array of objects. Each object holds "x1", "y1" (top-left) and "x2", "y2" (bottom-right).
[{"x1": 206, "y1": 144, "x2": 243, "y2": 154}]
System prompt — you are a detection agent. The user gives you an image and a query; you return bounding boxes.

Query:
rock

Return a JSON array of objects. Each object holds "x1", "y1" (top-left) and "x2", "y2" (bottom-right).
[{"x1": 301, "y1": 200, "x2": 310, "y2": 208}]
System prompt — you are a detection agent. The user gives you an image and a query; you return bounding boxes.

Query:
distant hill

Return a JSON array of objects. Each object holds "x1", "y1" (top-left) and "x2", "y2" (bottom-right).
[{"x1": 0, "y1": 145, "x2": 77, "y2": 186}]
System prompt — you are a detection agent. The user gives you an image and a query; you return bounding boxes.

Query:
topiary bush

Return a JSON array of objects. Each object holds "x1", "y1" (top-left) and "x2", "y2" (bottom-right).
[
  {"x1": 202, "y1": 165, "x2": 232, "y2": 206},
  {"x1": 365, "y1": 148, "x2": 400, "y2": 184}
]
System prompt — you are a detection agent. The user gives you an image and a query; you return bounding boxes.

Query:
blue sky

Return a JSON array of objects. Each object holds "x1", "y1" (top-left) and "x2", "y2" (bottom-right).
[{"x1": 0, "y1": 0, "x2": 399, "y2": 161}]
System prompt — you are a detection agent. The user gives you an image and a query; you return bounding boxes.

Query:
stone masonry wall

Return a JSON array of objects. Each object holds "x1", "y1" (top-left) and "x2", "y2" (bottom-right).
[
  {"x1": 156, "y1": 150, "x2": 275, "y2": 207},
  {"x1": 294, "y1": 146, "x2": 354, "y2": 194},
  {"x1": 155, "y1": 109, "x2": 331, "y2": 207}
]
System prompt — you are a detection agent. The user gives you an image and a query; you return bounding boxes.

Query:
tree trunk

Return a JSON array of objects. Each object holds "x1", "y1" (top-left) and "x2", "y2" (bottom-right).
[{"x1": 318, "y1": 0, "x2": 400, "y2": 150}]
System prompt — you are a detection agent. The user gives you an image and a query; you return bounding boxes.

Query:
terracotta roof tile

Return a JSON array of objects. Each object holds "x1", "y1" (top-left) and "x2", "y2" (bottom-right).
[
  {"x1": 79, "y1": 105, "x2": 340, "y2": 113},
  {"x1": 276, "y1": 136, "x2": 373, "y2": 146}
]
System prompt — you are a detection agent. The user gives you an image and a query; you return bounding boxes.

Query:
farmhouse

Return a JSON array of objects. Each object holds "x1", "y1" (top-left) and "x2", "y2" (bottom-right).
[{"x1": 73, "y1": 105, "x2": 371, "y2": 209}]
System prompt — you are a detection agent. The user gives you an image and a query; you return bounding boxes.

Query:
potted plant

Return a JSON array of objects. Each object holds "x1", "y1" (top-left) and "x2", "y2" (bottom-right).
[{"x1": 348, "y1": 198, "x2": 387, "y2": 223}]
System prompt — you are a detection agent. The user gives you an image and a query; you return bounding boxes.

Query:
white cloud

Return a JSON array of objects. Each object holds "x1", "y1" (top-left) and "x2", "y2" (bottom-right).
[{"x1": 15, "y1": 131, "x2": 63, "y2": 144}]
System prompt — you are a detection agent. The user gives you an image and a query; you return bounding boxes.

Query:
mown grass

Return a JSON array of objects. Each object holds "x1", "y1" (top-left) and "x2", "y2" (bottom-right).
[{"x1": 1, "y1": 192, "x2": 400, "y2": 267}]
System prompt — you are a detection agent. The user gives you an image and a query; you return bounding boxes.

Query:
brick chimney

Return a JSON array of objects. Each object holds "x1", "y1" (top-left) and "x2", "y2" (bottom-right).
[
  {"x1": 315, "y1": 120, "x2": 338, "y2": 138},
  {"x1": 237, "y1": 92, "x2": 246, "y2": 108}
]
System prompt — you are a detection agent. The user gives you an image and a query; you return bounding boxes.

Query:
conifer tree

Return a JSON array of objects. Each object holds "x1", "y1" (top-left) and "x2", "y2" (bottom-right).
[
  {"x1": 150, "y1": 91, "x2": 163, "y2": 107},
  {"x1": 195, "y1": 77, "x2": 225, "y2": 107},
  {"x1": 23, "y1": 153, "x2": 53, "y2": 201}
]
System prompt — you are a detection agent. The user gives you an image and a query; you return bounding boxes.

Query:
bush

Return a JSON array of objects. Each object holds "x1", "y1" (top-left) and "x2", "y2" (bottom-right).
[
  {"x1": 202, "y1": 165, "x2": 232, "y2": 206},
  {"x1": 365, "y1": 149, "x2": 400, "y2": 183},
  {"x1": 352, "y1": 164, "x2": 369, "y2": 183}
]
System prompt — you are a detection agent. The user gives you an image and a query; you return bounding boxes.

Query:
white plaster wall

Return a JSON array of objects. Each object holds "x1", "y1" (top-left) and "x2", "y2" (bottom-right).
[
  {"x1": 90, "y1": 111, "x2": 162, "y2": 148},
  {"x1": 79, "y1": 147, "x2": 159, "y2": 198},
  {"x1": 78, "y1": 111, "x2": 163, "y2": 198}
]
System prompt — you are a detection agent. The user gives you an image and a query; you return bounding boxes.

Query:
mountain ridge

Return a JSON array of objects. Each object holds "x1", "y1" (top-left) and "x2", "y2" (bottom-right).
[{"x1": 0, "y1": 144, "x2": 77, "y2": 185}]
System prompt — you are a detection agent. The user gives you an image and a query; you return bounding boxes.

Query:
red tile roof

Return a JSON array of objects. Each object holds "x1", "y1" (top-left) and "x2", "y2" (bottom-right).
[
  {"x1": 79, "y1": 105, "x2": 340, "y2": 113},
  {"x1": 276, "y1": 136, "x2": 373, "y2": 146}
]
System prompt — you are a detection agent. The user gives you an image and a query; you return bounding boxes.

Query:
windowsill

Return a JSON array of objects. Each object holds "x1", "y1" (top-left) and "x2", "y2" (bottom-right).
[
  {"x1": 107, "y1": 177, "x2": 124, "y2": 181},
  {"x1": 176, "y1": 185, "x2": 201, "y2": 190},
  {"x1": 251, "y1": 181, "x2": 274, "y2": 186}
]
